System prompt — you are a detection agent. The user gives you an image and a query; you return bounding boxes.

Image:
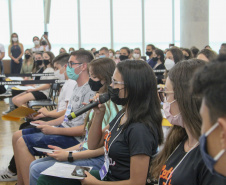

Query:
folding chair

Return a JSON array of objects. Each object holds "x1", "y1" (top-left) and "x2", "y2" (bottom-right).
[{"x1": 28, "y1": 83, "x2": 60, "y2": 111}]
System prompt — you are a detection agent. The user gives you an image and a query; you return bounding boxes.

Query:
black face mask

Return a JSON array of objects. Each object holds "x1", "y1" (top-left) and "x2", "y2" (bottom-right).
[
  {"x1": 184, "y1": 55, "x2": 190, "y2": 60},
  {"x1": 146, "y1": 51, "x2": 152, "y2": 56},
  {"x1": 88, "y1": 78, "x2": 103, "y2": 92},
  {"x1": 25, "y1": 54, "x2": 31, "y2": 60},
  {"x1": 36, "y1": 60, "x2": 43, "y2": 66},
  {"x1": 108, "y1": 86, "x2": 128, "y2": 106},
  {"x1": 43, "y1": 60, "x2": 50, "y2": 66},
  {"x1": 152, "y1": 57, "x2": 158, "y2": 62},
  {"x1": 119, "y1": 55, "x2": 129, "y2": 61}
]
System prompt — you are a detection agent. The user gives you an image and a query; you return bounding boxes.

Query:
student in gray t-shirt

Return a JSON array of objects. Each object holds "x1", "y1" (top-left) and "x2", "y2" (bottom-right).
[{"x1": 12, "y1": 50, "x2": 94, "y2": 185}]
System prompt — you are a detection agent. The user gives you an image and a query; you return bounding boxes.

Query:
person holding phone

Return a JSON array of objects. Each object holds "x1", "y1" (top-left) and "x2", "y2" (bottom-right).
[{"x1": 37, "y1": 59, "x2": 163, "y2": 185}]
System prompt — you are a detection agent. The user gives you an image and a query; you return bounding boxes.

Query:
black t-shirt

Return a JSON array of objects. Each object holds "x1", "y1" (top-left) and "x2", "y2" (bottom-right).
[
  {"x1": 104, "y1": 111, "x2": 158, "y2": 181},
  {"x1": 159, "y1": 138, "x2": 226, "y2": 185}
]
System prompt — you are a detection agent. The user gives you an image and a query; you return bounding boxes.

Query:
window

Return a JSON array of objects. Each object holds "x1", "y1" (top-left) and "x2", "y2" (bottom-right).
[
  {"x1": 113, "y1": 0, "x2": 142, "y2": 52},
  {"x1": 48, "y1": 0, "x2": 78, "y2": 55},
  {"x1": 0, "y1": 0, "x2": 10, "y2": 59},
  {"x1": 145, "y1": 0, "x2": 172, "y2": 50},
  {"x1": 209, "y1": 0, "x2": 226, "y2": 52},
  {"x1": 80, "y1": 0, "x2": 110, "y2": 50},
  {"x1": 11, "y1": 0, "x2": 44, "y2": 52}
]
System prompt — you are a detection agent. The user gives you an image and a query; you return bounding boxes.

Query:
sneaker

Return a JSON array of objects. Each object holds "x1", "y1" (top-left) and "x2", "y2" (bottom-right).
[
  {"x1": 2, "y1": 109, "x2": 14, "y2": 115},
  {"x1": 0, "y1": 168, "x2": 17, "y2": 181},
  {"x1": 0, "y1": 92, "x2": 12, "y2": 97}
]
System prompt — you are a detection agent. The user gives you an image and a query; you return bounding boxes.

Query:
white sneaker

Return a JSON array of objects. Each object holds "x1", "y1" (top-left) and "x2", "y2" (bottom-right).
[{"x1": 0, "y1": 168, "x2": 17, "y2": 181}]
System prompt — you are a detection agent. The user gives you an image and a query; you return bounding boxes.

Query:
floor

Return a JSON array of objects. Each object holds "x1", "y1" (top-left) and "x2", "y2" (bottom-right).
[{"x1": 0, "y1": 98, "x2": 20, "y2": 185}]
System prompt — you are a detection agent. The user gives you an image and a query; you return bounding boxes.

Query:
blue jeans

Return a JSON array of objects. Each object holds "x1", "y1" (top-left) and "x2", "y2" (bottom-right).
[
  {"x1": 29, "y1": 149, "x2": 104, "y2": 185},
  {"x1": 22, "y1": 126, "x2": 80, "y2": 156}
]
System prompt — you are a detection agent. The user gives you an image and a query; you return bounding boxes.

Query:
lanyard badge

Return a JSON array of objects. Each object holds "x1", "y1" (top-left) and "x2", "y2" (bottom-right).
[{"x1": 99, "y1": 113, "x2": 125, "y2": 180}]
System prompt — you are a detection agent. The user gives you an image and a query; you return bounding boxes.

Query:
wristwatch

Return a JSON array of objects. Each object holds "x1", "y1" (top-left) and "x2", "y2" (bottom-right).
[{"x1": 68, "y1": 151, "x2": 73, "y2": 162}]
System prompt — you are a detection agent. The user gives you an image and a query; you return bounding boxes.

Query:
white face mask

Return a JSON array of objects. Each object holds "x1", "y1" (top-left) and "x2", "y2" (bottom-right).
[
  {"x1": 115, "y1": 54, "x2": 120, "y2": 59},
  {"x1": 34, "y1": 40, "x2": 40, "y2": 46},
  {"x1": 165, "y1": 58, "x2": 175, "y2": 70},
  {"x1": 133, "y1": 53, "x2": 140, "y2": 59},
  {"x1": 109, "y1": 53, "x2": 113, "y2": 57},
  {"x1": 12, "y1": 37, "x2": 18, "y2": 42},
  {"x1": 54, "y1": 70, "x2": 65, "y2": 80}
]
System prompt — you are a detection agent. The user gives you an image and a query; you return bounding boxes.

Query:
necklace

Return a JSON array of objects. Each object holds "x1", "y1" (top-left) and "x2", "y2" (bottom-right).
[{"x1": 117, "y1": 114, "x2": 126, "y2": 131}]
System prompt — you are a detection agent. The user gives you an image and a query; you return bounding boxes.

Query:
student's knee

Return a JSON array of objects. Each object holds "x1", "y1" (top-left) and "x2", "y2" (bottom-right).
[
  {"x1": 12, "y1": 130, "x2": 22, "y2": 145},
  {"x1": 16, "y1": 137, "x2": 26, "y2": 150}
]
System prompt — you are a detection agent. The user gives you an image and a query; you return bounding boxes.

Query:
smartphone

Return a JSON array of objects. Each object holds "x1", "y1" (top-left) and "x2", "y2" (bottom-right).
[
  {"x1": 44, "y1": 32, "x2": 48, "y2": 36},
  {"x1": 71, "y1": 166, "x2": 91, "y2": 177}
]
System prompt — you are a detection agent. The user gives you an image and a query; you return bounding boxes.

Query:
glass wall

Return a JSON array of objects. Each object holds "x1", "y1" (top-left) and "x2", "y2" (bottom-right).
[
  {"x1": 48, "y1": 0, "x2": 78, "y2": 55},
  {"x1": 209, "y1": 0, "x2": 226, "y2": 52},
  {"x1": 113, "y1": 0, "x2": 142, "y2": 52},
  {"x1": 11, "y1": 0, "x2": 44, "y2": 51},
  {"x1": 1, "y1": 0, "x2": 196, "y2": 58},
  {"x1": 145, "y1": 0, "x2": 172, "y2": 50},
  {"x1": 80, "y1": 0, "x2": 110, "y2": 50}
]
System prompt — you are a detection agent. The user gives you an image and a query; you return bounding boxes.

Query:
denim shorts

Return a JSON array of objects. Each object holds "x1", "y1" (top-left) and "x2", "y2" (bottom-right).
[{"x1": 22, "y1": 126, "x2": 79, "y2": 156}]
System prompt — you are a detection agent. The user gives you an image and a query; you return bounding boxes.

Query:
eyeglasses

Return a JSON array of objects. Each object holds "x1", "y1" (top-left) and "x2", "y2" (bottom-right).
[
  {"x1": 111, "y1": 77, "x2": 124, "y2": 88},
  {"x1": 67, "y1": 62, "x2": 82, "y2": 69},
  {"x1": 158, "y1": 89, "x2": 174, "y2": 102}
]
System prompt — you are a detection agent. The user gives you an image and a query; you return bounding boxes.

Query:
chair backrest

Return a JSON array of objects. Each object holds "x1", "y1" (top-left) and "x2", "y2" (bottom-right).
[{"x1": 48, "y1": 83, "x2": 60, "y2": 102}]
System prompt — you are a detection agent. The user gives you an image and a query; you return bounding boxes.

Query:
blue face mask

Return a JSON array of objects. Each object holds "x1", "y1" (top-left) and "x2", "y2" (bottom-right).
[
  {"x1": 199, "y1": 122, "x2": 226, "y2": 177},
  {"x1": 66, "y1": 65, "x2": 82, "y2": 81},
  {"x1": 99, "y1": 55, "x2": 106, "y2": 58}
]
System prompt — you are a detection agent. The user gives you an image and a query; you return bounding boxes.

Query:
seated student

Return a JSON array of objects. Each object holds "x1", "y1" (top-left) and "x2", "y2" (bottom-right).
[
  {"x1": 133, "y1": 47, "x2": 144, "y2": 60},
  {"x1": 12, "y1": 50, "x2": 95, "y2": 185},
  {"x1": 119, "y1": 47, "x2": 130, "y2": 61},
  {"x1": 12, "y1": 51, "x2": 55, "y2": 107},
  {"x1": 197, "y1": 48, "x2": 217, "y2": 62},
  {"x1": 29, "y1": 58, "x2": 121, "y2": 185},
  {"x1": 151, "y1": 59, "x2": 225, "y2": 184},
  {"x1": 0, "y1": 53, "x2": 76, "y2": 182},
  {"x1": 99, "y1": 47, "x2": 109, "y2": 58},
  {"x1": 2, "y1": 52, "x2": 45, "y2": 115},
  {"x1": 37, "y1": 60, "x2": 164, "y2": 185},
  {"x1": 192, "y1": 61, "x2": 226, "y2": 178},
  {"x1": 164, "y1": 47, "x2": 184, "y2": 71},
  {"x1": 152, "y1": 49, "x2": 166, "y2": 84},
  {"x1": 20, "y1": 49, "x2": 34, "y2": 74},
  {"x1": 181, "y1": 48, "x2": 193, "y2": 60}
]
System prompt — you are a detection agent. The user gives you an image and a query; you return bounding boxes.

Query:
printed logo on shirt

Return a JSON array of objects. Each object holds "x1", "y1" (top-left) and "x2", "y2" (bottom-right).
[
  {"x1": 159, "y1": 165, "x2": 173, "y2": 185},
  {"x1": 104, "y1": 131, "x2": 111, "y2": 153}
]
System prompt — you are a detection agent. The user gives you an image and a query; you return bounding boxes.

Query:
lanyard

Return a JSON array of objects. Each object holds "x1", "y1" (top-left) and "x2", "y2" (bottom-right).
[{"x1": 104, "y1": 112, "x2": 125, "y2": 154}]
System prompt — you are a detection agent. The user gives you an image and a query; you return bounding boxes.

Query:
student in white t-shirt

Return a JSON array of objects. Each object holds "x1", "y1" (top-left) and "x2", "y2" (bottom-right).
[
  {"x1": 33, "y1": 53, "x2": 77, "y2": 121},
  {"x1": 12, "y1": 51, "x2": 56, "y2": 107},
  {"x1": 0, "y1": 43, "x2": 5, "y2": 73}
]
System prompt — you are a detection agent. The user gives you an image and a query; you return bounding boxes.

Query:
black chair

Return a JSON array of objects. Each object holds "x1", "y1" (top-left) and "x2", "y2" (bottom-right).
[{"x1": 28, "y1": 83, "x2": 60, "y2": 111}]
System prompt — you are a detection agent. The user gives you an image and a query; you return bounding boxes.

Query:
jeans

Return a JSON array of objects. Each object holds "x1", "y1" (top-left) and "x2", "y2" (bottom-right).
[{"x1": 29, "y1": 149, "x2": 104, "y2": 185}]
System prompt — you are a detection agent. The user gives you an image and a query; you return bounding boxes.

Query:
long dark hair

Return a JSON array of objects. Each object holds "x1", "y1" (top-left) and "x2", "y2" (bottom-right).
[
  {"x1": 168, "y1": 47, "x2": 184, "y2": 63},
  {"x1": 44, "y1": 51, "x2": 55, "y2": 69},
  {"x1": 151, "y1": 59, "x2": 205, "y2": 178},
  {"x1": 117, "y1": 60, "x2": 163, "y2": 145},
  {"x1": 155, "y1": 49, "x2": 165, "y2": 64}
]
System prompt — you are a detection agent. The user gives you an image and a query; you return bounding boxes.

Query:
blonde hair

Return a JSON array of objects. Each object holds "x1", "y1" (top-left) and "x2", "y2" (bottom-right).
[
  {"x1": 22, "y1": 49, "x2": 34, "y2": 67},
  {"x1": 9, "y1": 33, "x2": 22, "y2": 51}
]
